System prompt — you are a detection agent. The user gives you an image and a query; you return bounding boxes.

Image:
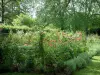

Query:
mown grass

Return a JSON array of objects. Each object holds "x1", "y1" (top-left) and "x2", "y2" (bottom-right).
[
  {"x1": 73, "y1": 54, "x2": 100, "y2": 75},
  {"x1": 73, "y1": 36, "x2": 100, "y2": 75}
]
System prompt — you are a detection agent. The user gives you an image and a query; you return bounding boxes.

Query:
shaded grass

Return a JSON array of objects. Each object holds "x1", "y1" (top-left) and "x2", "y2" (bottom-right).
[
  {"x1": 73, "y1": 55, "x2": 100, "y2": 75},
  {"x1": 0, "y1": 73, "x2": 43, "y2": 75}
]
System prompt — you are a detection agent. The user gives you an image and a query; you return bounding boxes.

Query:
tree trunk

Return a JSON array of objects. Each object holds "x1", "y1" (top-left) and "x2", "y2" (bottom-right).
[{"x1": 2, "y1": 0, "x2": 4, "y2": 23}]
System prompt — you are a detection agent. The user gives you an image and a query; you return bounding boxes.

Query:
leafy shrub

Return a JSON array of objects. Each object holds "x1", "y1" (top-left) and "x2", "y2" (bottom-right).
[
  {"x1": 43, "y1": 29, "x2": 88, "y2": 58},
  {"x1": 0, "y1": 25, "x2": 32, "y2": 30},
  {"x1": 12, "y1": 14, "x2": 36, "y2": 27},
  {"x1": 87, "y1": 34, "x2": 100, "y2": 57},
  {"x1": 25, "y1": 57, "x2": 34, "y2": 72},
  {"x1": 64, "y1": 52, "x2": 90, "y2": 72},
  {"x1": 78, "y1": 52, "x2": 90, "y2": 63},
  {"x1": 74, "y1": 56, "x2": 87, "y2": 69},
  {"x1": 1, "y1": 31, "x2": 40, "y2": 72},
  {"x1": 41, "y1": 29, "x2": 88, "y2": 73},
  {"x1": 0, "y1": 27, "x2": 88, "y2": 73},
  {"x1": 64, "y1": 59, "x2": 76, "y2": 71},
  {"x1": 0, "y1": 25, "x2": 33, "y2": 34}
]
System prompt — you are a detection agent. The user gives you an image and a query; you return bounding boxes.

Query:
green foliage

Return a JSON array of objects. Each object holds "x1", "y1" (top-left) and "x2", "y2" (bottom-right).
[
  {"x1": 74, "y1": 35, "x2": 100, "y2": 75},
  {"x1": 74, "y1": 55, "x2": 100, "y2": 75},
  {"x1": 1, "y1": 31, "x2": 40, "y2": 72},
  {"x1": 91, "y1": 15, "x2": 100, "y2": 28},
  {"x1": 1, "y1": 28, "x2": 100, "y2": 74},
  {"x1": 87, "y1": 35, "x2": 100, "y2": 58},
  {"x1": 43, "y1": 29, "x2": 88, "y2": 58},
  {"x1": 0, "y1": 25, "x2": 33, "y2": 31},
  {"x1": 40, "y1": 28, "x2": 88, "y2": 72},
  {"x1": 0, "y1": 73, "x2": 42, "y2": 75},
  {"x1": 64, "y1": 52, "x2": 90, "y2": 72},
  {"x1": 74, "y1": 56, "x2": 87, "y2": 69},
  {"x1": 1, "y1": 0, "x2": 25, "y2": 24},
  {"x1": 12, "y1": 14, "x2": 36, "y2": 27},
  {"x1": 68, "y1": 12, "x2": 91, "y2": 31},
  {"x1": 78, "y1": 52, "x2": 90, "y2": 63},
  {"x1": 64, "y1": 59, "x2": 76, "y2": 71},
  {"x1": 0, "y1": 27, "x2": 88, "y2": 73},
  {"x1": 36, "y1": 0, "x2": 100, "y2": 31},
  {"x1": 25, "y1": 57, "x2": 34, "y2": 72},
  {"x1": 1, "y1": 0, "x2": 100, "y2": 74}
]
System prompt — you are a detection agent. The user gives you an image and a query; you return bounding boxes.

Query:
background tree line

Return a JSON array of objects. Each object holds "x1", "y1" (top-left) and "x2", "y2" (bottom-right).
[{"x1": 0, "y1": 0, "x2": 100, "y2": 32}]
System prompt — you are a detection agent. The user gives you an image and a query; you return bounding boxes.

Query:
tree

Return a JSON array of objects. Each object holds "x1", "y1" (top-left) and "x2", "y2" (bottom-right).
[
  {"x1": 0, "y1": 0, "x2": 31, "y2": 24},
  {"x1": 0, "y1": 0, "x2": 4, "y2": 23},
  {"x1": 36, "y1": 0, "x2": 100, "y2": 31},
  {"x1": 12, "y1": 13, "x2": 36, "y2": 27},
  {"x1": 37, "y1": 0, "x2": 71, "y2": 30}
]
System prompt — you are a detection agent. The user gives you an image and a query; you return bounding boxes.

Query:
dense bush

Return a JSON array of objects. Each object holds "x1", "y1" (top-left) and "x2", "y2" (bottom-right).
[
  {"x1": 0, "y1": 25, "x2": 33, "y2": 33},
  {"x1": 65, "y1": 34, "x2": 100, "y2": 73},
  {"x1": 1, "y1": 30, "x2": 100, "y2": 74},
  {"x1": 0, "y1": 25, "x2": 32, "y2": 30},
  {"x1": 12, "y1": 14, "x2": 36, "y2": 27},
  {"x1": 41, "y1": 28, "x2": 88, "y2": 73},
  {"x1": 87, "y1": 35, "x2": 100, "y2": 58},
  {"x1": 1, "y1": 31, "x2": 40, "y2": 72},
  {"x1": 64, "y1": 52, "x2": 90, "y2": 73},
  {"x1": 0, "y1": 27, "x2": 89, "y2": 74},
  {"x1": 64, "y1": 59, "x2": 76, "y2": 71}
]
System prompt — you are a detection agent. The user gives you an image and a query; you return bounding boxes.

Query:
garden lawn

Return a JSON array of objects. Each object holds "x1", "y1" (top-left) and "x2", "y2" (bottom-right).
[{"x1": 73, "y1": 54, "x2": 100, "y2": 75}]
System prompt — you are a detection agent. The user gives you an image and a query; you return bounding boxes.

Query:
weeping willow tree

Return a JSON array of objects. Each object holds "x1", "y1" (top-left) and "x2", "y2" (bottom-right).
[
  {"x1": 36, "y1": 0, "x2": 71, "y2": 30},
  {"x1": 36, "y1": 0, "x2": 100, "y2": 31},
  {"x1": 67, "y1": 0, "x2": 100, "y2": 31},
  {"x1": 1, "y1": 0, "x2": 100, "y2": 31}
]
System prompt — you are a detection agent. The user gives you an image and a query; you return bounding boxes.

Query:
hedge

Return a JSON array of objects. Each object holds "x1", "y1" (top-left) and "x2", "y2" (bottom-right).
[{"x1": 0, "y1": 25, "x2": 34, "y2": 30}]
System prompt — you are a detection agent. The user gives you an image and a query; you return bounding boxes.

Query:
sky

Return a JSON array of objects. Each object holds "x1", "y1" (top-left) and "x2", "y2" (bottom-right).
[{"x1": 30, "y1": 8, "x2": 36, "y2": 18}]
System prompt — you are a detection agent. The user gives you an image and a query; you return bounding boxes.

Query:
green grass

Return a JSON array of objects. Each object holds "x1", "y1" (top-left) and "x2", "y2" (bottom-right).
[
  {"x1": 0, "y1": 73, "x2": 43, "y2": 75},
  {"x1": 73, "y1": 55, "x2": 100, "y2": 75}
]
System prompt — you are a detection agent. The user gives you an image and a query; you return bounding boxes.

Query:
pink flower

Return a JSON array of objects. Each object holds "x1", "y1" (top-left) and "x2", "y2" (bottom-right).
[
  {"x1": 24, "y1": 43, "x2": 28, "y2": 46},
  {"x1": 48, "y1": 40, "x2": 57, "y2": 47},
  {"x1": 76, "y1": 37, "x2": 82, "y2": 41}
]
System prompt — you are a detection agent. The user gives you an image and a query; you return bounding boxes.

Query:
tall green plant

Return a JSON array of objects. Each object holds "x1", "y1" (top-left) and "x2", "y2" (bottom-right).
[{"x1": 12, "y1": 14, "x2": 36, "y2": 27}]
